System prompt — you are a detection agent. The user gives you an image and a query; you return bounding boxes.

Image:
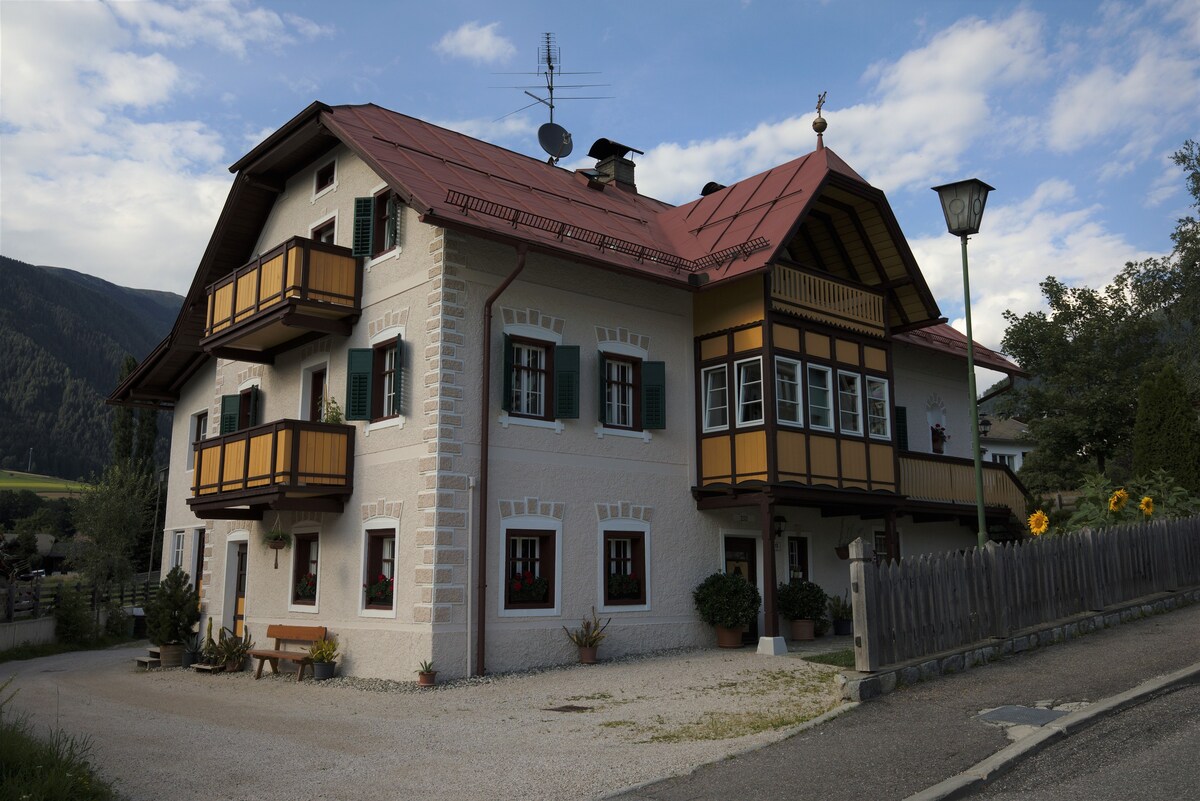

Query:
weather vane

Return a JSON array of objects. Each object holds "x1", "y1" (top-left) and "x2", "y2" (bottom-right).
[{"x1": 813, "y1": 91, "x2": 828, "y2": 148}]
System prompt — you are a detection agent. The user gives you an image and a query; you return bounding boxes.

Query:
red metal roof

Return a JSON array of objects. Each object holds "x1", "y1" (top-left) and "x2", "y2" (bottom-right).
[{"x1": 894, "y1": 324, "x2": 1024, "y2": 376}]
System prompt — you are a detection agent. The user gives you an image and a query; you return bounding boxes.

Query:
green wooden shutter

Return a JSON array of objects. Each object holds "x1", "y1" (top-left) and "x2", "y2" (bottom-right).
[
  {"x1": 500, "y1": 334, "x2": 513, "y2": 413},
  {"x1": 597, "y1": 352, "x2": 608, "y2": 425},
  {"x1": 247, "y1": 386, "x2": 261, "y2": 427},
  {"x1": 642, "y1": 361, "x2": 666, "y2": 429},
  {"x1": 554, "y1": 345, "x2": 579, "y2": 419},
  {"x1": 219, "y1": 395, "x2": 239, "y2": 434},
  {"x1": 895, "y1": 406, "x2": 908, "y2": 450},
  {"x1": 346, "y1": 348, "x2": 373, "y2": 420},
  {"x1": 352, "y1": 197, "x2": 374, "y2": 257},
  {"x1": 393, "y1": 338, "x2": 404, "y2": 417}
]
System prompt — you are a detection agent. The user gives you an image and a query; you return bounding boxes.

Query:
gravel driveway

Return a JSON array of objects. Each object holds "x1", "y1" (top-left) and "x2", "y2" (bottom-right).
[{"x1": 2, "y1": 643, "x2": 846, "y2": 800}]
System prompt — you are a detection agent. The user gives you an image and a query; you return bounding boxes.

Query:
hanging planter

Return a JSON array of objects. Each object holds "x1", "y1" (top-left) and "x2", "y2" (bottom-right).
[{"x1": 262, "y1": 516, "x2": 292, "y2": 569}]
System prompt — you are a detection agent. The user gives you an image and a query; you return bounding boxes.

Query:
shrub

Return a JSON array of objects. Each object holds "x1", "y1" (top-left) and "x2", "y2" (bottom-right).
[
  {"x1": 102, "y1": 600, "x2": 129, "y2": 639},
  {"x1": 692, "y1": 572, "x2": 761, "y2": 629},
  {"x1": 145, "y1": 566, "x2": 200, "y2": 646},
  {"x1": 777, "y1": 580, "x2": 828, "y2": 622},
  {"x1": 53, "y1": 587, "x2": 93, "y2": 646}
]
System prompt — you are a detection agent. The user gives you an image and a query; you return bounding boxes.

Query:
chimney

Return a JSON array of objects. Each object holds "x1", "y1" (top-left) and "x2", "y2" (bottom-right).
[{"x1": 587, "y1": 138, "x2": 644, "y2": 192}]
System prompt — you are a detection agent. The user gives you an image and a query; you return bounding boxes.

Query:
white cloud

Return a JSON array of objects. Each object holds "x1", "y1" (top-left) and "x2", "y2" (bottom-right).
[
  {"x1": 434, "y1": 115, "x2": 537, "y2": 146},
  {"x1": 108, "y1": 0, "x2": 328, "y2": 58},
  {"x1": 434, "y1": 21, "x2": 516, "y2": 65}
]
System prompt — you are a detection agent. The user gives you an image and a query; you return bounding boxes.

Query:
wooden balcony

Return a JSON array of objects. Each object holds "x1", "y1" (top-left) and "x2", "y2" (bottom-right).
[
  {"x1": 188, "y1": 420, "x2": 354, "y2": 520},
  {"x1": 201, "y1": 236, "x2": 361, "y2": 362},
  {"x1": 899, "y1": 453, "x2": 1028, "y2": 521},
  {"x1": 771, "y1": 264, "x2": 885, "y2": 336}
]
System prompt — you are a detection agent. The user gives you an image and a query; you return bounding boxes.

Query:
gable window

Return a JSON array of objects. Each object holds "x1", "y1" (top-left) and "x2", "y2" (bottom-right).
[
  {"x1": 701, "y1": 365, "x2": 728, "y2": 432},
  {"x1": 314, "y1": 161, "x2": 335, "y2": 195},
  {"x1": 603, "y1": 531, "x2": 646, "y2": 606},
  {"x1": 187, "y1": 410, "x2": 208, "y2": 469},
  {"x1": 292, "y1": 533, "x2": 319, "y2": 606},
  {"x1": 598, "y1": 353, "x2": 666, "y2": 431},
  {"x1": 364, "y1": 529, "x2": 396, "y2": 609},
  {"x1": 866, "y1": 376, "x2": 890, "y2": 439},
  {"x1": 311, "y1": 218, "x2": 335, "y2": 244},
  {"x1": 346, "y1": 339, "x2": 403, "y2": 422},
  {"x1": 219, "y1": 387, "x2": 260, "y2": 434},
  {"x1": 807, "y1": 365, "x2": 833, "y2": 431},
  {"x1": 775, "y1": 358, "x2": 803, "y2": 427},
  {"x1": 735, "y1": 357, "x2": 764, "y2": 427},
  {"x1": 505, "y1": 529, "x2": 555, "y2": 610},
  {"x1": 992, "y1": 453, "x2": 1015, "y2": 468},
  {"x1": 838, "y1": 372, "x2": 863, "y2": 435},
  {"x1": 353, "y1": 190, "x2": 403, "y2": 258}
]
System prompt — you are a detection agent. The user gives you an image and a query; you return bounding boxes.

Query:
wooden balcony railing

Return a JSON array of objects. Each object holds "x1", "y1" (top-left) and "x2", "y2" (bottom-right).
[
  {"x1": 201, "y1": 236, "x2": 360, "y2": 361},
  {"x1": 771, "y1": 264, "x2": 885, "y2": 336},
  {"x1": 899, "y1": 453, "x2": 1028, "y2": 521},
  {"x1": 188, "y1": 420, "x2": 354, "y2": 519}
]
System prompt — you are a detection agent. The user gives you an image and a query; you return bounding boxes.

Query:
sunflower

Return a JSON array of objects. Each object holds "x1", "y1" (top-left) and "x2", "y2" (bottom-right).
[
  {"x1": 1108, "y1": 488, "x2": 1129, "y2": 512},
  {"x1": 1028, "y1": 509, "x2": 1049, "y2": 536},
  {"x1": 1139, "y1": 495, "x2": 1154, "y2": 516}
]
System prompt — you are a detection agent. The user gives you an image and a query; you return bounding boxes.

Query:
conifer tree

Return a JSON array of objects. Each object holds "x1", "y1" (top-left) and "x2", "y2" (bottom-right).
[{"x1": 1133, "y1": 364, "x2": 1200, "y2": 492}]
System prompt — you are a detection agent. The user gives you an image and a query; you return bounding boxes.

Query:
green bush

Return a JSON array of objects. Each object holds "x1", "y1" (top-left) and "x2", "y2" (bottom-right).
[
  {"x1": 145, "y1": 566, "x2": 200, "y2": 646},
  {"x1": 777, "y1": 580, "x2": 828, "y2": 622},
  {"x1": 102, "y1": 600, "x2": 129, "y2": 639},
  {"x1": 53, "y1": 587, "x2": 94, "y2": 646},
  {"x1": 692, "y1": 572, "x2": 761, "y2": 628}
]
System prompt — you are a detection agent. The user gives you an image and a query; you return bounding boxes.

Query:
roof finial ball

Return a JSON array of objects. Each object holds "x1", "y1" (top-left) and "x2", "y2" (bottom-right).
[{"x1": 813, "y1": 91, "x2": 828, "y2": 149}]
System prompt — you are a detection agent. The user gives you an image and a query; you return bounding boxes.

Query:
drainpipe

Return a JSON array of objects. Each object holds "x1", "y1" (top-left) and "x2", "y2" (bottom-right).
[{"x1": 476, "y1": 244, "x2": 528, "y2": 677}]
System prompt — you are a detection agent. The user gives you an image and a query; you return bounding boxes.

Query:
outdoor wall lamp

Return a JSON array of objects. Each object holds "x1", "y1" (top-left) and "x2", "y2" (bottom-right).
[
  {"x1": 932, "y1": 178, "x2": 994, "y2": 549},
  {"x1": 773, "y1": 516, "x2": 787, "y2": 550}
]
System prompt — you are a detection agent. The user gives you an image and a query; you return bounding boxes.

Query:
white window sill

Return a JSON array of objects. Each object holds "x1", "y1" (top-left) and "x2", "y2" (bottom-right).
[
  {"x1": 311, "y1": 182, "x2": 337, "y2": 203},
  {"x1": 365, "y1": 416, "x2": 404, "y2": 436},
  {"x1": 499, "y1": 413, "x2": 564, "y2": 434},
  {"x1": 599, "y1": 602, "x2": 650, "y2": 614},
  {"x1": 288, "y1": 602, "x2": 320, "y2": 615},
  {"x1": 498, "y1": 606, "x2": 561, "y2": 618},
  {"x1": 365, "y1": 247, "x2": 401, "y2": 271},
  {"x1": 594, "y1": 425, "x2": 651, "y2": 442},
  {"x1": 359, "y1": 606, "x2": 397, "y2": 620}
]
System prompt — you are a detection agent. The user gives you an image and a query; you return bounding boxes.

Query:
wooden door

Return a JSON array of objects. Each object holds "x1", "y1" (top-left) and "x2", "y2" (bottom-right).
[
  {"x1": 723, "y1": 536, "x2": 758, "y2": 642},
  {"x1": 233, "y1": 543, "x2": 247, "y2": 637}
]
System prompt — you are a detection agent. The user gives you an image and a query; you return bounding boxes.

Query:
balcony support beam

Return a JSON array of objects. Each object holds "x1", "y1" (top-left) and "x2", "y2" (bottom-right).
[{"x1": 210, "y1": 346, "x2": 275, "y2": 364}]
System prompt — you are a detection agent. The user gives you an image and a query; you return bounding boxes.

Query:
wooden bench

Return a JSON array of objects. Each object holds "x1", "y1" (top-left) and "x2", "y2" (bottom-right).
[{"x1": 248, "y1": 624, "x2": 328, "y2": 682}]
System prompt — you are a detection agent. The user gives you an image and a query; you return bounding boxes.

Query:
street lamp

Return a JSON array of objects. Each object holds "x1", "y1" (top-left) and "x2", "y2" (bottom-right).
[{"x1": 932, "y1": 178, "x2": 994, "y2": 549}]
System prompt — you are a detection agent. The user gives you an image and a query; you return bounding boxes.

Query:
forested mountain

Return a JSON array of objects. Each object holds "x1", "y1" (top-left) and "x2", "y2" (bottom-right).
[{"x1": 0, "y1": 255, "x2": 182, "y2": 479}]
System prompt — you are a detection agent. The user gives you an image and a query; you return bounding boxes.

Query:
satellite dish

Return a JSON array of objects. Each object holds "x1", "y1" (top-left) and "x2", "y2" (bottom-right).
[{"x1": 538, "y1": 122, "x2": 573, "y2": 161}]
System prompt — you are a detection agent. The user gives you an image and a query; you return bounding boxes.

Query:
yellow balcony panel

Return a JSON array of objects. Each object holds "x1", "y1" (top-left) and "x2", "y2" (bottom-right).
[
  {"x1": 771, "y1": 264, "x2": 885, "y2": 336},
  {"x1": 188, "y1": 420, "x2": 354, "y2": 520},
  {"x1": 899, "y1": 453, "x2": 1029, "y2": 521},
  {"x1": 201, "y1": 237, "x2": 361, "y2": 363}
]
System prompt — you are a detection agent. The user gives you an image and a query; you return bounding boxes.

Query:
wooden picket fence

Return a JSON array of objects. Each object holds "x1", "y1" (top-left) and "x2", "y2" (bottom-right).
[
  {"x1": 850, "y1": 516, "x2": 1200, "y2": 672},
  {"x1": 2, "y1": 577, "x2": 159, "y2": 623}
]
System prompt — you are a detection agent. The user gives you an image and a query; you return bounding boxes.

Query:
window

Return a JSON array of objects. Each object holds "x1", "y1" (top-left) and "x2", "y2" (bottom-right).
[
  {"x1": 187, "y1": 410, "x2": 208, "y2": 469},
  {"x1": 775, "y1": 358, "x2": 803, "y2": 427},
  {"x1": 874, "y1": 530, "x2": 900, "y2": 564},
  {"x1": 501, "y1": 336, "x2": 578, "y2": 421},
  {"x1": 866, "y1": 377, "x2": 890, "y2": 439},
  {"x1": 598, "y1": 353, "x2": 666, "y2": 431},
  {"x1": 219, "y1": 387, "x2": 260, "y2": 434},
  {"x1": 292, "y1": 534, "x2": 318, "y2": 606},
  {"x1": 306, "y1": 367, "x2": 327, "y2": 422},
  {"x1": 992, "y1": 453, "x2": 1015, "y2": 468},
  {"x1": 735, "y1": 357, "x2": 764, "y2": 426},
  {"x1": 838, "y1": 372, "x2": 863, "y2": 435},
  {"x1": 346, "y1": 339, "x2": 403, "y2": 422},
  {"x1": 364, "y1": 530, "x2": 396, "y2": 609},
  {"x1": 807, "y1": 365, "x2": 833, "y2": 431},
  {"x1": 171, "y1": 531, "x2": 185, "y2": 569},
  {"x1": 352, "y1": 190, "x2": 403, "y2": 258},
  {"x1": 701, "y1": 365, "x2": 728, "y2": 432},
  {"x1": 603, "y1": 531, "x2": 646, "y2": 606},
  {"x1": 505, "y1": 530, "x2": 555, "y2": 610},
  {"x1": 311, "y1": 218, "x2": 335, "y2": 244},
  {"x1": 510, "y1": 339, "x2": 550, "y2": 419},
  {"x1": 314, "y1": 161, "x2": 335, "y2": 194},
  {"x1": 787, "y1": 536, "x2": 809, "y2": 582}
]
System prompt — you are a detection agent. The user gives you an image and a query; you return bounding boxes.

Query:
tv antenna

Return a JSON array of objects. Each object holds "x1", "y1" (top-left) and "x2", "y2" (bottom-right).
[{"x1": 492, "y1": 33, "x2": 611, "y2": 164}]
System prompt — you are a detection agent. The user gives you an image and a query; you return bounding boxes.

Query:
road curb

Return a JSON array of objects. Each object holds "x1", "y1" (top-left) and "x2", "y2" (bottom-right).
[{"x1": 904, "y1": 661, "x2": 1200, "y2": 801}]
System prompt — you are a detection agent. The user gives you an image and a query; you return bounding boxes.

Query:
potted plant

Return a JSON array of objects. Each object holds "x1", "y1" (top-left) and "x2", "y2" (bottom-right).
[
  {"x1": 294, "y1": 572, "x2": 317, "y2": 602},
  {"x1": 828, "y1": 591, "x2": 854, "y2": 636},
  {"x1": 563, "y1": 607, "x2": 611, "y2": 664},
  {"x1": 416, "y1": 660, "x2": 437, "y2": 687},
  {"x1": 777, "y1": 580, "x2": 828, "y2": 641},
  {"x1": 692, "y1": 572, "x2": 761, "y2": 648},
  {"x1": 322, "y1": 395, "x2": 344, "y2": 425},
  {"x1": 263, "y1": 522, "x2": 291, "y2": 569},
  {"x1": 309, "y1": 637, "x2": 339, "y2": 680},
  {"x1": 144, "y1": 566, "x2": 201, "y2": 668},
  {"x1": 363, "y1": 573, "x2": 394, "y2": 607},
  {"x1": 181, "y1": 633, "x2": 201, "y2": 669},
  {"x1": 931, "y1": 423, "x2": 948, "y2": 454},
  {"x1": 216, "y1": 626, "x2": 254, "y2": 672}
]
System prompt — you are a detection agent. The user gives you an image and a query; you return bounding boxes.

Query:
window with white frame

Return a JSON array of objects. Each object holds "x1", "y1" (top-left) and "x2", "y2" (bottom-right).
[
  {"x1": 603, "y1": 531, "x2": 646, "y2": 605},
  {"x1": 292, "y1": 534, "x2": 319, "y2": 606},
  {"x1": 314, "y1": 160, "x2": 335, "y2": 196},
  {"x1": 866, "y1": 376, "x2": 890, "y2": 439},
  {"x1": 776, "y1": 357, "x2": 803, "y2": 427},
  {"x1": 992, "y1": 452, "x2": 1016, "y2": 468},
  {"x1": 364, "y1": 529, "x2": 396, "y2": 609},
  {"x1": 510, "y1": 338, "x2": 550, "y2": 419},
  {"x1": 505, "y1": 529, "x2": 555, "y2": 609},
  {"x1": 701, "y1": 365, "x2": 728, "y2": 432},
  {"x1": 603, "y1": 355, "x2": 638, "y2": 429},
  {"x1": 735, "y1": 357, "x2": 764, "y2": 426},
  {"x1": 807, "y1": 364, "x2": 833, "y2": 430},
  {"x1": 171, "y1": 531, "x2": 185, "y2": 568},
  {"x1": 838, "y1": 371, "x2": 863, "y2": 434}
]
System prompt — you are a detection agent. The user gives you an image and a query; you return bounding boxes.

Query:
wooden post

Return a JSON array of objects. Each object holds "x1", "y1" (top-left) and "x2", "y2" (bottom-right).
[
  {"x1": 760, "y1": 499, "x2": 778, "y2": 638},
  {"x1": 32, "y1": 582, "x2": 41, "y2": 618},
  {"x1": 985, "y1": 541, "x2": 1010, "y2": 638},
  {"x1": 849, "y1": 537, "x2": 879, "y2": 673}
]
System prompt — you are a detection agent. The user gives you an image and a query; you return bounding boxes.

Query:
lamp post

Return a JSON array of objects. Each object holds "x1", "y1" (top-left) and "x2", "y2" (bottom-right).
[{"x1": 932, "y1": 178, "x2": 994, "y2": 549}]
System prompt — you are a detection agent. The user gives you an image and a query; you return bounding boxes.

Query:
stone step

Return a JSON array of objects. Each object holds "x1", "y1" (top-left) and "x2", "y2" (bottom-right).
[
  {"x1": 135, "y1": 656, "x2": 160, "y2": 669},
  {"x1": 193, "y1": 663, "x2": 222, "y2": 673}
]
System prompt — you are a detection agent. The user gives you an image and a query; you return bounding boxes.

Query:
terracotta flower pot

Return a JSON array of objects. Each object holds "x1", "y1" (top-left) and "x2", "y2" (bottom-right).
[
  {"x1": 715, "y1": 625, "x2": 744, "y2": 648},
  {"x1": 835, "y1": 545, "x2": 850, "y2": 560},
  {"x1": 578, "y1": 646, "x2": 598, "y2": 664},
  {"x1": 417, "y1": 671, "x2": 437, "y2": 687},
  {"x1": 790, "y1": 618, "x2": 816, "y2": 641},
  {"x1": 158, "y1": 643, "x2": 184, "y2": 668}
]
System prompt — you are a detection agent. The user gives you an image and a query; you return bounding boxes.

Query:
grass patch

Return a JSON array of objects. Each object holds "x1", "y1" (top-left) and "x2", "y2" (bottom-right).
[
  {"x1": 645, "y1": 705, "x2": 836, "y2": 743},
  {"x1": 804, "y1": 648, "x2": 855, "y2": 669},
  {"x1": 0, "y1": 678, "x2": 124, "y2": 799},
  {"x1": 0, "y1": 469, "x2": 88, "y2": 496},
  {"x1": 566, "y1": 691, "x2": 613, "y2": 701},
  {"x1": 600, "y1": 720, "x2": 637, "y2": 729}
]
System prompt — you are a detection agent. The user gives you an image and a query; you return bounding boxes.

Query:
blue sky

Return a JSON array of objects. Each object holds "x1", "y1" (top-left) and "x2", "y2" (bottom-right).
[{"x1": 2, "y1": 0, "x2": 1198, "y2": 358}]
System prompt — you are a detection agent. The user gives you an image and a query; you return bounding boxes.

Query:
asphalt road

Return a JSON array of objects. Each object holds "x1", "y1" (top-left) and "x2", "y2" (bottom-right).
[
  {"x1": 973, "y1": 683, "x2": 1200, "y2": 800},
  {"x1": 617, "y1": 602, "x2": 1200, "y2": 801}
]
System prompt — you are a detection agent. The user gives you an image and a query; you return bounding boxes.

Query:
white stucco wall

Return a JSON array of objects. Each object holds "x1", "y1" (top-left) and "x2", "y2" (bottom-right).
[{"x1": 892, "y1": 341, "x2": 978, "y2": 459}]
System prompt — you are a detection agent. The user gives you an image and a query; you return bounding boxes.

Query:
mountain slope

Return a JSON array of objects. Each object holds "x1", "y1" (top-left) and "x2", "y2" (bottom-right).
[{"x1": 0, "y1": 255, "x2": 183, "y2": 479}]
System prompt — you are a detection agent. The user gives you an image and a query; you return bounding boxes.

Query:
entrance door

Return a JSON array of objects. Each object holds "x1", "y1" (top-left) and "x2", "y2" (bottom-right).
[
  {"x1": 233, "y1": 543, "x2": 247, "y2": 637},
  {"x1": 723, "y1": 536, "x2": 758, "y2": 642}
]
